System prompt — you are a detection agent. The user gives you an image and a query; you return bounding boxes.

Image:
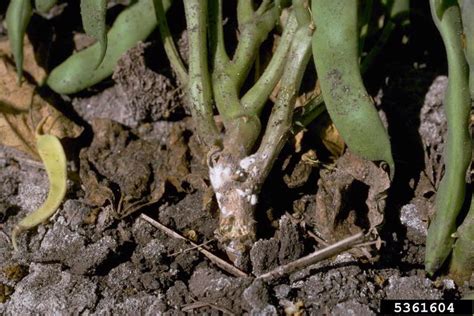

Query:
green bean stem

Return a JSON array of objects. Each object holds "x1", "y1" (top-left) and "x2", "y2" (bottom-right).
[
  {"x1": 47, "y1": 0, "x2": 172, "y2": 94},
  {"x1": 461, "y1": 0, "x2": 474, "y2": 98},
  {"x1": 242, "y1": 13, "x2": 299, "y2": 115},
  {"x1": 209, "y1": 0, "x2": 242, "y2": 124},
  {"x1": 6, "y1": 0, "x2": 32, "y2": 83},
  {"x1": 425, "y1": 0, "x2": 472, "y2": 275},
  {"x1": 230, "y1": 0, "x2": 281, "y2": 90},
  {"x1": 154, "y1": 0, "x2": 188, "y2": 86},
  {"x1": 255, "y1": 2, "x2": 313, "y2": 186},
  {"x1": 311, "y1": 0, "x2": 395, "y2": 177},
  {"x1": 183, "y1": 0, "x2": 220, "y2": 148}
]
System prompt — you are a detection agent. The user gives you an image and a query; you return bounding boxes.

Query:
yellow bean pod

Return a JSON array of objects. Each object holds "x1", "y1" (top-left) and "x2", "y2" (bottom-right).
[{"x1": 12, "y1": 122, "x2": 67, "y2": 250}]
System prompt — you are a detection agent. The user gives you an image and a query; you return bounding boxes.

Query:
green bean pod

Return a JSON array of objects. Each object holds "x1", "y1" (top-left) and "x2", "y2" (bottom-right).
[
  {"x1": 449, "y1": 194, "x2": 474, "y2": 283},
  {"x1": 461, "y1": 0, "x2": 474, "y2": 98},
  {"x1": 80, "y1": 0, "x2": 107, "y2": 67},
  {"x1": 47, "y1": 0, "x2": 172, "y2": 94},
  {"x1": 311, "y1": 0, "x2": 395, "y2": 176},
  {"x1": 6, "y1": 0, "x2": 33, "y2": 82},
  {"x1": 12, "y1": 121, "x2": 67, "y2": 250},
  {"x1": 34, "y1": 0, "x2": 57, "y2": 14},
  {"x1": 425, "y1": 0, "x2": 472, "y2": 275}
]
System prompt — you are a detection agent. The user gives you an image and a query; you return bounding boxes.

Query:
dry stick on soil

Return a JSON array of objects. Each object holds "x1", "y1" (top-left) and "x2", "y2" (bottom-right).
[
  {"x1": 139, "y1": 214, "x2": 248, "y2": 278},
  {"x1": 257, "y1": 231, "x2": 365, "y2": 282},
  {"x1": 306, "y1": 229, "x2": 330, "y2": 247},
  {"x1": 182, "y1": 301, "x2": 236, "y2": 315},
  {"x1": 168, "y1": 239, "x2": 215, "y2": 257},
  {"x1": 0, "y1": 153, "x2": 45, "y2": 169}
]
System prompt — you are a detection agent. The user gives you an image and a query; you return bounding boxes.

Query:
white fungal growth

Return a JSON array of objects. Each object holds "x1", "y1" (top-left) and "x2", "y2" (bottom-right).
[
  {"x1": 209, "y1": 164, "x2": 232, "y2": 189},
  {"x1": 250, "y1": 194, "x2": 258, "y2": 205},
  {"x1": 220, "y1": 206, "x2": 232, "y2": 217},
  {"x1": 235, "y1": 169, "x2": 245, "y2": 178},
  {"x1": 239, "y1": 155, "x2": 256, "y2": 171},
  {"x1": 233, "y1": 188, "x2": 259, "y2": 205}
]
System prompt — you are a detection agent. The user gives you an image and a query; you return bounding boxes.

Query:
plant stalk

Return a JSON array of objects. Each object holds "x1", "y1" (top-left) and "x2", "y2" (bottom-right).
[{"x1": 183, "y1": 0, "x2": 220, "y2": 148}]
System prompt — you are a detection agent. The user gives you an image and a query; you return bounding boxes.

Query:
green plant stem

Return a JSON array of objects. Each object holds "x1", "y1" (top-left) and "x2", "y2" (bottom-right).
[
  {"x1": 293, "y1": 94, "x2": 325, "y2": 128},
  {"x1": 449, "y1": 194, "x2": 474, "y2": 284},
  {"x1": 237, "y1": 0, "x2": 254, "y2": 25},
  {"x1": 209, "y1": 0, "x2": 242, "y2": 124},
  {"x1": 254, "y1": 0, "x2": 313, "y2": 185},
  {"x1": 183, "y1": 0, "x2": 220, "y2": 148},
  {"x1": 241, "y1": 12, "x2": 298, "y2": 114},
  {"x1": 154, "y1": 0, "x2": 188, "y2": 86},
  {"x1": 230, "y1": 1, "x2": 280, "y2": 90},
  {"x1": 461, "y1": 0, "x2": 474, "y2": 98},
  {"x1": 209, "y1": 0, "x2": 230, "y2": 67},
  {"x1": 425, "y1": 0, "x2": 472, "y2": 275}
]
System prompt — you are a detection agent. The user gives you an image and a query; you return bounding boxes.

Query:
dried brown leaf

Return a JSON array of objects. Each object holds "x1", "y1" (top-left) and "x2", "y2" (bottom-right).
[
  {"x1": 311, "y1": 112, "x2": 346, "y2": 159},
  {"x1": 0, "y1": 37, "x2": 47, "y2": 84},
  {"x1": 0, "y1": 56, "x2": 82, "y2": 159},
  {"x1": 310, "y1": 151, "x2": 390, "y2": 250}
]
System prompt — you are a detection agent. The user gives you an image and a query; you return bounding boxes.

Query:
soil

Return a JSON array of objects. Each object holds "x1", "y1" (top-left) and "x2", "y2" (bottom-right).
[{"x1": 0, "y1": 2, "x2": 473, "y2": 315}]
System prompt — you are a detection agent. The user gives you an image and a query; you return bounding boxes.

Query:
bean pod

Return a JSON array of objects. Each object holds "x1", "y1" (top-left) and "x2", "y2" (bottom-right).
[
  {"x1": 47, "y1": 0, "x2": 172, "y2": 94},
  {"x1": 12, "y1": 120, "x2": 67, "y2": 250},
  {"x1": 311, "y1": 0, "x2": 395, "y2": 176},
  {"x1": 425, "y1": 0, "x2": 472, "y2": 275},
  {"x1": 80, "y1": 0, "x2": 108, "y2": 67},
  {"x1": 6, "y1": 0, "x2": 33, "y2": 82}
]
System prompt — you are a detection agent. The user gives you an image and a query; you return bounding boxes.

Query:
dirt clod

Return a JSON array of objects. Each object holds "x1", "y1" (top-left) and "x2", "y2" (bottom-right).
[{"x1": 113, "y1": 42, "x2": 183, "y2": 123}]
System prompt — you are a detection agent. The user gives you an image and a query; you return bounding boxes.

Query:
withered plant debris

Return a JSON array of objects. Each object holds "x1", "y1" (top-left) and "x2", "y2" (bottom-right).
[
  {"x1": 282, "y1": 150, "x2": 318, "y2": 189},
  {"x1": 80, "y1": 119, "x2": 206, "y2": 219},
  {"x1": 0, "y1": 40, "x2": 82, "y2": 159},
  {"x1": 308, "y1": 151, "x2": 390, "y2": 253}
]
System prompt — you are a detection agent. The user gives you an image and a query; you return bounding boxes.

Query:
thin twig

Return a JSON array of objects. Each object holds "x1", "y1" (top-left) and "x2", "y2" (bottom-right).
[
  {"x1": 140, "y1": 214, "x2": 248, "y2": 278},
  {"x1": 353, "y1": 240, "x2": 385, "y2": 249},
  {"x1": 0, "y1": 228, "x2": 11, "y2": 243},
  {"x1": 168, "y1": 239, "x2": 215, "y2": 257},
  {"x1": 181, "y1": 301, "x2": 236, "y2": 315},
  {"x1": 307, "y1": 230, "x2": 330, "y2": 247},
  {"x1": 257, "y1": 231, "x2": 365, "y2": 282},
  {"x1": 0, "y1": 153, "x2": 44, "y2": 169}
]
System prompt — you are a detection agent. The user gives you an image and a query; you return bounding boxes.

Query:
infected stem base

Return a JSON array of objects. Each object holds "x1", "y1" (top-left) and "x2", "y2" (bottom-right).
[{"x1": 209, "y1": 152, "x2": 259, "y2": 269}]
